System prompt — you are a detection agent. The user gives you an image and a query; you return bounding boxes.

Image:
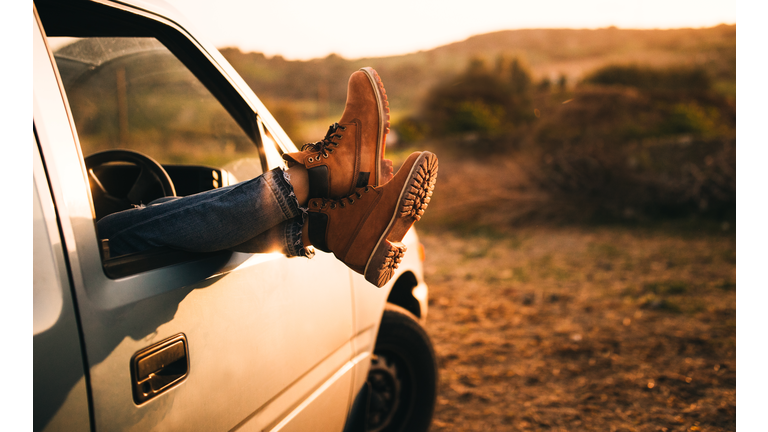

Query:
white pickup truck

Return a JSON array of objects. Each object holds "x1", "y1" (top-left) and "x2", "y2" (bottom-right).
[{"x1": 32, "y1": 1, "x2": 437, "y2": 431}]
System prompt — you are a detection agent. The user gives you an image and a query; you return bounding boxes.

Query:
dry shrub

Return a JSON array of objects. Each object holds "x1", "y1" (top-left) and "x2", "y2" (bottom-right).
[
  {"x1": 534, "y1": 86, "x2": 657, "y2": 146},
  {"x1": 527, "y1": 138, "x2": 735, "y2": 222},
  {"x1": 401, "y1": 60, "x2": 736, "y2": 227},
  {"x1": 524, "y1": 75, "x2": 735, "y2": 223},
  {"x1": 419, "y1": 138, "x2": 734, "y2": 232}
]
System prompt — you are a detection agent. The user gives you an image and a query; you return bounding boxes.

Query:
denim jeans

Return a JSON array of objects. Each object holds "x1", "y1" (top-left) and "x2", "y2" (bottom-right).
[{"x1": 97, "y1": 168, "x2": 310, "y2": 258}]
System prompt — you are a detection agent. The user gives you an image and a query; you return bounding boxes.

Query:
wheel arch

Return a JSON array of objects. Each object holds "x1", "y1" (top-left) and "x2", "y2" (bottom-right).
[{"x1": 386, "y1": 271, "x2": 421, "y2": 319}]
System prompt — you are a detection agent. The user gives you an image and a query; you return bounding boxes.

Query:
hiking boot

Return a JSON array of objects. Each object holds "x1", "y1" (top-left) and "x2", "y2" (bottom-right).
[
  {"x1": 283, "y1": 67, "x2": 390, "y2": 199},
  {"x1": 305, "y1": 151, "x2": 438, "y2": 287}
]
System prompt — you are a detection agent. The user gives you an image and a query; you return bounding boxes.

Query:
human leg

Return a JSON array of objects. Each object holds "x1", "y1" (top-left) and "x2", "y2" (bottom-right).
[
  {"x1": 96, "y1": 67, "x2": 391, "y2": 259},
  {"x1": 96, "y1": 67, "x2": 437, "y2": 287},
  {"x1": 226, "y1": 153, "x2": 397, "y2": 257},
  {"x1": 285, "y1": 164, "x2": 309, "y2": 206},
  {"x1": 98, "y1": 167, "x2": 307, "y2": 256}
]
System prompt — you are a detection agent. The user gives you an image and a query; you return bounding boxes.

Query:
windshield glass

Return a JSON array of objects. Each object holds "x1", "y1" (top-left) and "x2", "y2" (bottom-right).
[{"x1": 52, "y1": 37, "x2": 262, "y2": 178}]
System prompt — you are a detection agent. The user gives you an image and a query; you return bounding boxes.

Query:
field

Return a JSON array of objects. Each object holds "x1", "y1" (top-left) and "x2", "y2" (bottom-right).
[{"x1": 418, "y1": 225, "x2": 736, "y2": 431}]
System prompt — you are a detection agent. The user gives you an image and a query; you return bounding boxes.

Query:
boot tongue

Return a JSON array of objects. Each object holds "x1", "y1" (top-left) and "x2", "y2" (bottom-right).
[
  {"x1": 282, "y1": 123, "x2": 342, "y2": 166},
  {"x1": 301, "y1": 123, "x2": 341, "y2": 153},
  {"x1": 281, "y1": 152, "x2": 302, "y2": 166}
]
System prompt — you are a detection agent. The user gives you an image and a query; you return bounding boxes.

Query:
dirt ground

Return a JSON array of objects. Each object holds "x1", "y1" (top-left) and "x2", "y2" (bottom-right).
[{"x1": 418, "y1": 226, "x2": 736, "y2": 432}]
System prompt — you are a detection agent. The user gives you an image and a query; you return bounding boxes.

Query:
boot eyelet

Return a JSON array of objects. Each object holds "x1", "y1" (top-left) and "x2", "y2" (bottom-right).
[
  {"x1": 322, "y1": 153, "x2": 329, "y2": 158},
  {"x1": 349, "y1": 199, "x2": 355, "y2": 204},
  {"x1": 308, "y1": 157, "x2": 314, "y2": 163}
]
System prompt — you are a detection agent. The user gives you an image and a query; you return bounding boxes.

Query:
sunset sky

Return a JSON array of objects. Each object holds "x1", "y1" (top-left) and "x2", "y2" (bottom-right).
[{"x1": 166, "y1": 0, "x2": 736, "y2": 60}]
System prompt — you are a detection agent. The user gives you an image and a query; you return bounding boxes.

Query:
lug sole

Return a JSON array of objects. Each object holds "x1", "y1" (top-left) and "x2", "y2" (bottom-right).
[
  {"x1": 364, "y1": 152, "x2": 438, "y2": 287},
  {"x1": 360, "y1": 67, "x2": 390, "y2": 186}
]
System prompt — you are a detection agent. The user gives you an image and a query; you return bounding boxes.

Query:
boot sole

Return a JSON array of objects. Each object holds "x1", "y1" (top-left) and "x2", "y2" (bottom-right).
[
  {"x1": 359, "y1": 67, "x2": 390, "y2": 186},
  {"x1": 364, "y1": 151, "x2": 438, "y2": 287}
]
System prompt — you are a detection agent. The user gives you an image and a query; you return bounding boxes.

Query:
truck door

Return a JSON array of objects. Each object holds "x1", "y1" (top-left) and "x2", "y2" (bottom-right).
[{"x1": 34, "y1": 4, "x2": 356, "y2": 431}]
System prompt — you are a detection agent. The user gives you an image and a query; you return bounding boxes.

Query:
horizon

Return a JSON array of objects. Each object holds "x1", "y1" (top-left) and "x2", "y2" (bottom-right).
[
  {"x1": 165, "y1": 0, "x2": 735, "y2": 61},
  {"x1": 215, "y1": 23, "x2": 737, "y2": 62}
]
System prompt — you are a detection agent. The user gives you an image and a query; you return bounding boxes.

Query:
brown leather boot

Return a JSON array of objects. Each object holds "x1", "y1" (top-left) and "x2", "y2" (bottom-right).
[
  {"x1": 283, "y1": 67, "x2": 390, "y2": 199},
  {"x1": 305, "y1": 151, "x2": 438, "y2": 287}
]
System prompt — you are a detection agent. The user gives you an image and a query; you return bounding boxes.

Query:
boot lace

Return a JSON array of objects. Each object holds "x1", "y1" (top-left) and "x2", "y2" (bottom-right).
[
  {"x1": 301, "y1": 123, "x2": 346, "y2": 158},
  {"x1": 311, "y1": 186, "x2": 372, "y2": 210}
]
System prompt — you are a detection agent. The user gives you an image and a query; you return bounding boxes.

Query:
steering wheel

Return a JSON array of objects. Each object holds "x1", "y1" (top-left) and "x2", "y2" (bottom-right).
[{"x1": 85, "y1": 149, "x2": 176, "y2": 220}]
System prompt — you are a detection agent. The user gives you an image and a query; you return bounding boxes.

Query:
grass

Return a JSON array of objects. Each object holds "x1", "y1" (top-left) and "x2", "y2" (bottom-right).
[{"x1": 420, "y1": 225, "x2": 735, "y2": 431}]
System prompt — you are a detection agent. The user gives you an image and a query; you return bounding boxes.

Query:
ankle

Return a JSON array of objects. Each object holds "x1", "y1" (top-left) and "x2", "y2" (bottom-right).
[
  {"x1": 285, "y1": 165, "x2": 309, "y2": 206},
  {"x1": 302, "y1": 222, "x2": 312, "y2": 247}
]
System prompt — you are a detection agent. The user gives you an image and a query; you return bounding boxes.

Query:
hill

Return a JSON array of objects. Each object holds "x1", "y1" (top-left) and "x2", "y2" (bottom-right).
[{"x1": 220, "y1": 25, "x2": 735, "y2": 118}]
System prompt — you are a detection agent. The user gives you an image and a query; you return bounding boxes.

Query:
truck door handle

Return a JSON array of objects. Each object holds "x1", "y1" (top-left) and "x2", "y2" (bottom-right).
[{"x1": 130, "y1": 334, "x2": 189, "y2": 404}]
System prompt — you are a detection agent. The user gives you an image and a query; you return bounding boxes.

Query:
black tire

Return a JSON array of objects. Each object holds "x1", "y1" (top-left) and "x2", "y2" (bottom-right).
[{"x1": 365, "y1": 304, "x2": 438, "y2": 432}]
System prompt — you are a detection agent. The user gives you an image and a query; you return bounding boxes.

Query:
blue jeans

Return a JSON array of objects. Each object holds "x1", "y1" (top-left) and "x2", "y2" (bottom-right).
[{"x1": 97, "y1": 168, "x2": 310, "y2": 258}]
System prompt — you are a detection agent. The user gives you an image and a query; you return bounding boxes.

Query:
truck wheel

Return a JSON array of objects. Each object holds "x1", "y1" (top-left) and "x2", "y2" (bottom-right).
[{"x1": 366, "y1": 304, "x2": 438, "y2": 432}]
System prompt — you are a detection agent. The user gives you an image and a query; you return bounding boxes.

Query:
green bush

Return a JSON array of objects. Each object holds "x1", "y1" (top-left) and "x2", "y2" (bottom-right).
[
  {"x1": 393, "y1": 116, "x2": 428, "y2": 144},
  {"x1": 419, "y1": 56, "x2": 535, "y2": 145},
  {"x1": 533, "y1": 63, "x2": 734, "y2": 150},
  {"x1": 659, "y1": 102, "x2": 725, "y2": 137},
  {"x1": 447, "y1": 100, "x2": 507, "y2": 134},
  {"x1": 583, "y1": 64, "x2": 711, "y2": 93}
]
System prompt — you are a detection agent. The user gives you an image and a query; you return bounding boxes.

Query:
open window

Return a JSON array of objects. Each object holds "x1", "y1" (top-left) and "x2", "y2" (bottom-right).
[{"x1": 38, "y1": 1, "x2": 271, "y2": 277}]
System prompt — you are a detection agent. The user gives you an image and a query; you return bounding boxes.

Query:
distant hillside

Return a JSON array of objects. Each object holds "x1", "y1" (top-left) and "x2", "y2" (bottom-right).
[
  {"x1": 220, "y1": 25, "x2": 735, "y2": 117},
  {"x1": 222, "y1": 26, "x2": 735, "y2": 224}
]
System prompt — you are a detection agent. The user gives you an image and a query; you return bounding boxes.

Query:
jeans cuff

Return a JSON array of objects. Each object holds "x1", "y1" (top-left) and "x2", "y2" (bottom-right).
[
  {"x1": 284, "y1": 217, "x2": 315, "y2": 258},
  {"x1": 265, "y1": 167, "x2": 304, "y2": 221},
  {"x1": 274, "y1": 168, "x2": 313, "y2": 258}
]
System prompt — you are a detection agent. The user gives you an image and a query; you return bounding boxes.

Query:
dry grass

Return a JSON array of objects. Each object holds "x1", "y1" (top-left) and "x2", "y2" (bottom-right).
[{"x1": 419, "y1": 226, "x2": 735, "y2": 431}]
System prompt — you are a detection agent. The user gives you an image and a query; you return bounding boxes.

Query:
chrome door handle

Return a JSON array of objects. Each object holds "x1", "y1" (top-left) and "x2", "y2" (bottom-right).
[{"x1": 130, "y1": 334, "x2": 189, "y2": 404}]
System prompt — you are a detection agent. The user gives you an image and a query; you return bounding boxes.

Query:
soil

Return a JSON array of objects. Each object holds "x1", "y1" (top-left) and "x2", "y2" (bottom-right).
[{"x1": 419, "y1": 226, "x2": 736, "y2": 432}]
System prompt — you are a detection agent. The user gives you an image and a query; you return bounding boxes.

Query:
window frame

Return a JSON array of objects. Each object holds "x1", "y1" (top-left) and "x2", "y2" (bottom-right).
[{"x1": 37, "y1": 0, "x2": 281, "y2": 277}]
